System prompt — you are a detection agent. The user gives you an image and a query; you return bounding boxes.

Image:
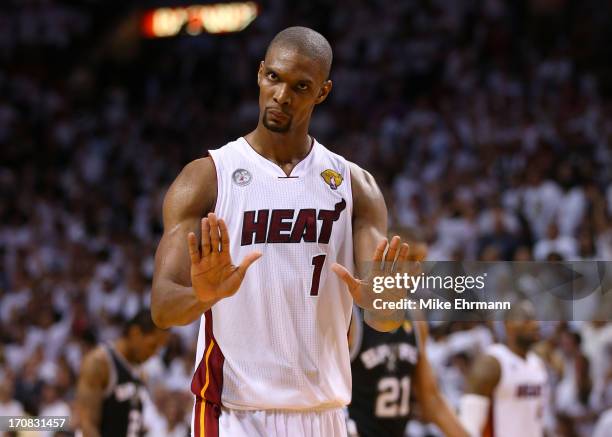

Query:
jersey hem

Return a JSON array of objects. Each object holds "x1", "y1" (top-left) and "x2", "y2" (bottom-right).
[{"x1": 220, "y1": 402, "x2": 348, "y2": 413}]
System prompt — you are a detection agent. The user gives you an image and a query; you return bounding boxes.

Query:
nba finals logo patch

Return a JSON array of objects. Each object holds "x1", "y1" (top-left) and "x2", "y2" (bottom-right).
[
  {"x1": 232, "y1": 169, "x2": 252, "y2": 186},
  {"x1": 320, "y1": 169, "x2": 343, "y2": 190}
]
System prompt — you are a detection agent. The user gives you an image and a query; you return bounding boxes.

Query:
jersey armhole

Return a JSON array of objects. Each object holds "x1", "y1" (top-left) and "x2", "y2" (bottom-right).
[
  {"x1": 346, "y1": 161, "x2": 354, "y2": 219},
  {"x1": 206, "y1": 152, "x2": 220, "y2": 215}
]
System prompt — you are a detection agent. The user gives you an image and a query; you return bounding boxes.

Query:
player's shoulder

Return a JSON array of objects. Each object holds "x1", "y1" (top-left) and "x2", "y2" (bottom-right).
[
  {"x1": 179, "y1": 156, "x2": 216, "y2": 183},
  {"x1": 163, "y1": 157, "x2": 217, "y2": 215},
  {"x1": 467, "y1": 351, "x2": 502, "y2": 395},
  {"x1": 341, "y1": 159, "x2": 384, "y2": 210},
  {"x1": 207, "y1": 137, "x2": 247, "y2": 163},
  {"x1": 79, "y1": 345, "x2": 111, "y2": 387},
  {"x1": 527, "y1": 349, "x2": 547, "y2": 370},
  {"x1": 338, "y1": 159, "x2": 377, "y2": 192}
]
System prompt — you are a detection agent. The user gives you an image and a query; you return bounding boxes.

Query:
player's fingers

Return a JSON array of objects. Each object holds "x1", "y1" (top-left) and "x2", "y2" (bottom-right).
[
  {"x1": 406, "y1": 242, "x2": 427, "y2": 275},
  {"x1": 219, "y1": 219, "x2": 230, "y2": 254},
  {"x1": 372, "y1": 239, "x2": 388, "y2": 263},
  {"x1": 224, "y1": 252, "x2": 263, "y2": 294},
  {"x1": 413, "y1": 242, "x2": 428, "y2": 262},
  {"x1": 397, "y1": 243, "x2": 410, "y2": 263},
  {"x1": 332, "y1": 263, "x2": 371, "y2": 308},
  {"x1": 385, "y1": 236, "x2": 401, "y2": 267},
  {"x1": 201, "y1": 217, "x2": 211, "y2": 256},
  {"x1": 236, "y1": 251, "x2": 262, "y2": 277},
  {"x1": 187, "y1": 232, "x2": 200, "y2": 265},
  {"x1": 331, "y1": 262, "x2": 361, "y2": 291},
  {"x1": 208, "y1": 213, "x2": 221, "y2": 254}
]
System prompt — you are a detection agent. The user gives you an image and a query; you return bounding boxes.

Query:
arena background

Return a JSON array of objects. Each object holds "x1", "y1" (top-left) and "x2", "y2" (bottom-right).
[{"x1": 1, "y1": 0, "x2": 612, "y2": 436}]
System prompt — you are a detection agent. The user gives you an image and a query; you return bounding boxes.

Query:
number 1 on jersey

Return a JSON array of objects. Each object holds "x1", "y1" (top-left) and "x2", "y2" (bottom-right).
[{"x1": 310, "y1": 254, "x2": 326, "y2": 296}]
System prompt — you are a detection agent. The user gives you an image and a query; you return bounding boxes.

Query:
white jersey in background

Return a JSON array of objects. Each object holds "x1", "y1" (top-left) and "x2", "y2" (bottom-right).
[
  {"x1": 484, "y1": 344, "x2": 548, "y2": 437},
  {"x1": 190, "y1": 136, "x2": 355, "y2": 434}
]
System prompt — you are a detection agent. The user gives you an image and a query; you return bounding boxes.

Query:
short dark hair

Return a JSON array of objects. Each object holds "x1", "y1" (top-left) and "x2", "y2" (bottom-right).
[
  {"x1": 122, "y1": 309, "x2": 158, "y2": 336},
  {"x1": 266, "y1": 26, "x2": 333, "y2": 79}
]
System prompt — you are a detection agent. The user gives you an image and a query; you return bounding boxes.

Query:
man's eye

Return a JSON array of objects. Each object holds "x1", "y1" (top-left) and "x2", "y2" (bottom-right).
[
  {"x1": 267, "y1": 72, "x2": 277, "y2": 80},
  {"x1": 297, "y1": 84, "x2": 309, "y2": 91}
]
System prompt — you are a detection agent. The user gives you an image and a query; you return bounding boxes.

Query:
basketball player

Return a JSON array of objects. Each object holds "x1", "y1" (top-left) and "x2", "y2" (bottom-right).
[
  {"x1": 458, "y1": 301, "x2": 549, "y2": 437},
  {"x1": 152, "y1": 26, "x2": 468, "y2": 436},
  {"x1": 346, "y1": 307, "x2": 417, "y2": 437},
  {"x1": 75, "y1": 310, "x2": 168, "y2": 437},
  {"x1": 346, "y1": 241, "x2": 444, "y2": 437}
]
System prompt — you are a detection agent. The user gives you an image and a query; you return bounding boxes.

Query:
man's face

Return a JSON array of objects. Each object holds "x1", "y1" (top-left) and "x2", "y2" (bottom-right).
[
  {"x1": 506, "y1": 318, "x2": 540, "y2": 350},
  {"x1": 129, "y1": 328, "x2": 168, "y2": 364},
  {"x1": 257, "y1": 46, "x2": 331, "y2": 133},
  {"x1": 515, "y1": 319, "x2": 540, "y2": 350},
  {"x1": 506, "y1": 301, "x2": 540, "y2": 350}
]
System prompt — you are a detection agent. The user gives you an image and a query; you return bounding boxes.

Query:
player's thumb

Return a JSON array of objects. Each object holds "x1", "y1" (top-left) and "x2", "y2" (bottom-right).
[
  {"x1": 236, "y1": 251, "x2": 262, "y2": 277},
  {"x1": 331, "y1": 263, "x2": 360, "y2": 291}
]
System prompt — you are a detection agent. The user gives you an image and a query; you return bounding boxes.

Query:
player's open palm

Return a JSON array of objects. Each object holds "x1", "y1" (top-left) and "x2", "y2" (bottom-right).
[
  {"x1": 188, "y1": 213, "x2": 262, "y2": 304},
  {"x1": 332, "y1": 236, "x2": 425, "y2": 312}
]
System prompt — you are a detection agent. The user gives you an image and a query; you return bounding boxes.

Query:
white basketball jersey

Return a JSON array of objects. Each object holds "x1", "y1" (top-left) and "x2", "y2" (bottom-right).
[
  {"x1": 191, "y1": 136, "x2": 355, "y2": 412},
  {"x1": 484, "y1": 344, "x2": 548, "y2": 437}
]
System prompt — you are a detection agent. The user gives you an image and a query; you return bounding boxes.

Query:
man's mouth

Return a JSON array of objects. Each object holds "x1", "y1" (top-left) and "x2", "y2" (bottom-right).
[{"x1": 268, "y1": 108, "x2": 290, "y2": 120}]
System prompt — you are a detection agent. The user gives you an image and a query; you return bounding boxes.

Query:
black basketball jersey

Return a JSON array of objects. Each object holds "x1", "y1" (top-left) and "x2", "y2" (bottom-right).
[
  {"x1": 100, "y1": 344, "x2": 147, "y2": 437},
  {"x1": 347, "y1": 307, "x2": 419, "y2": 437}
]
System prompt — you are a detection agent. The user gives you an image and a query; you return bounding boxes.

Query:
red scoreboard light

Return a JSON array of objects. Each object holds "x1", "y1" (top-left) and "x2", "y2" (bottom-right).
[{"x1": 142, "y1": 2, "x2": 259, "y2": 37}]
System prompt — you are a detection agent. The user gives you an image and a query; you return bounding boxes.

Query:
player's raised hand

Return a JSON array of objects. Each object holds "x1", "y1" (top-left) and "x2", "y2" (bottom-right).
[
  {"x1": 187, "y1": 213, "x2": 262, "y2": 305},
  {"x1": 331, "y1": 236, "x2": 426, "y2": 312}
]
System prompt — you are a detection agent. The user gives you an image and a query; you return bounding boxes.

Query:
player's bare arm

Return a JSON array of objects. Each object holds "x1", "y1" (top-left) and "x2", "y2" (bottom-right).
[
  {"x1": 151, "y1": 158, "x2": 216, "y2": 328},
  {"x1": 332, "y1": 162, "x2": 415, "y2": 332},
  {"x1": 466, "y1": 354, "x2": 501, "y2": 397},
  {"x1": 458, "y1": 354, "x2": 501, "y2": 436},
  {"x1": 412, "y1": 322, "x2": 470, "y2": 437},
  {"x1": 75, "y1": 347, "x2": 109, "y2": 437},
  {"x1": 152, "y1": 157, "x2": 261, "y2": 329}
]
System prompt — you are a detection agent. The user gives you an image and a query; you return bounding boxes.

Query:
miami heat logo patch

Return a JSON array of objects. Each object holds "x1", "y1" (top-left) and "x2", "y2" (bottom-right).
[
  {"x1": 232, "y1": 169, "x2": 252, "y2": 186},
  {"x1": 320, "y1": 169, "x2": 343, "y2": 190}
]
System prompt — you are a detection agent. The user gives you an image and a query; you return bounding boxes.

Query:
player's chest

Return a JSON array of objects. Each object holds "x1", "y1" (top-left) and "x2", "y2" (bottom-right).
[
  {"x1": 222, "y1": 166, "x2": 348, "y2": 207},
  {"x1": 221, "y1": 170, "x2": 350, "y2": 238},
  {"x1": 499, "y1": 367, "x2": 547, "y2": 400}
]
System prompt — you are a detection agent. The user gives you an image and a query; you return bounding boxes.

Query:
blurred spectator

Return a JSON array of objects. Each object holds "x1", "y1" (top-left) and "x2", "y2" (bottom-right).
[
  {"x1": 0, "y1": 372, "x2": 24, "y2": 416},
  {"x1": 534, "y1": 222, "x2": 579, "y2": 260},
  {"x1": 38, "y1": 383, "x2": 71, "y2": 437},
  {"x1": 556, "y1": 330, "x2": 595, "y2": 437}
]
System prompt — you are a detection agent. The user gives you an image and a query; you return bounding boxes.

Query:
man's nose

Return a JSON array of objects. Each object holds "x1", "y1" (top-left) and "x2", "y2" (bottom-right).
[{"x1": 273, "y1": 83, "x2": 291, "y2": 106}]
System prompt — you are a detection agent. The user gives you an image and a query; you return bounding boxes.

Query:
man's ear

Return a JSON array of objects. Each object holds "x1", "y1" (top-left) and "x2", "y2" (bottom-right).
[
  {"x1": 257, "y1": 61, "x2": 265, "y2": 86},
  {"x1": 315, "y1": 80, "x2": 333, "y2": 104}
]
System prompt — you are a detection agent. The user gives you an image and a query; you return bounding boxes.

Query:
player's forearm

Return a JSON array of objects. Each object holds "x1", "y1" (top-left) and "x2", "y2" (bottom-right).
[
  {"x1": 416, "y1": 352, "x2": 469, "y2": 437},
  {"x1": 151, "y1": 280, "x2": 212, "y2": 328},
  {"x1": 425, "y1": 394, "x2": 470, "y2": 437}
]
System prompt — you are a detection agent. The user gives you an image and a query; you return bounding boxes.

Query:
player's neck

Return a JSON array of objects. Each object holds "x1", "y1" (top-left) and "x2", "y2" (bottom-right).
[
  {"x1": 506, "y1": 341, "x2": 528, "y2": 359},
  {"x1": 114, "y1": 338, "x2": 135, "y2": 364},
  {"x1": 246, "y1": 127, "x2": 312, "y2": 165}
]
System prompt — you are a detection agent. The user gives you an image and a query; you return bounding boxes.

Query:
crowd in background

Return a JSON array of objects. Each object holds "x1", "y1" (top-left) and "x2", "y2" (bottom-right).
[{"x1": 1, "y1": 0, "x2": 612, "y2": 435}]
